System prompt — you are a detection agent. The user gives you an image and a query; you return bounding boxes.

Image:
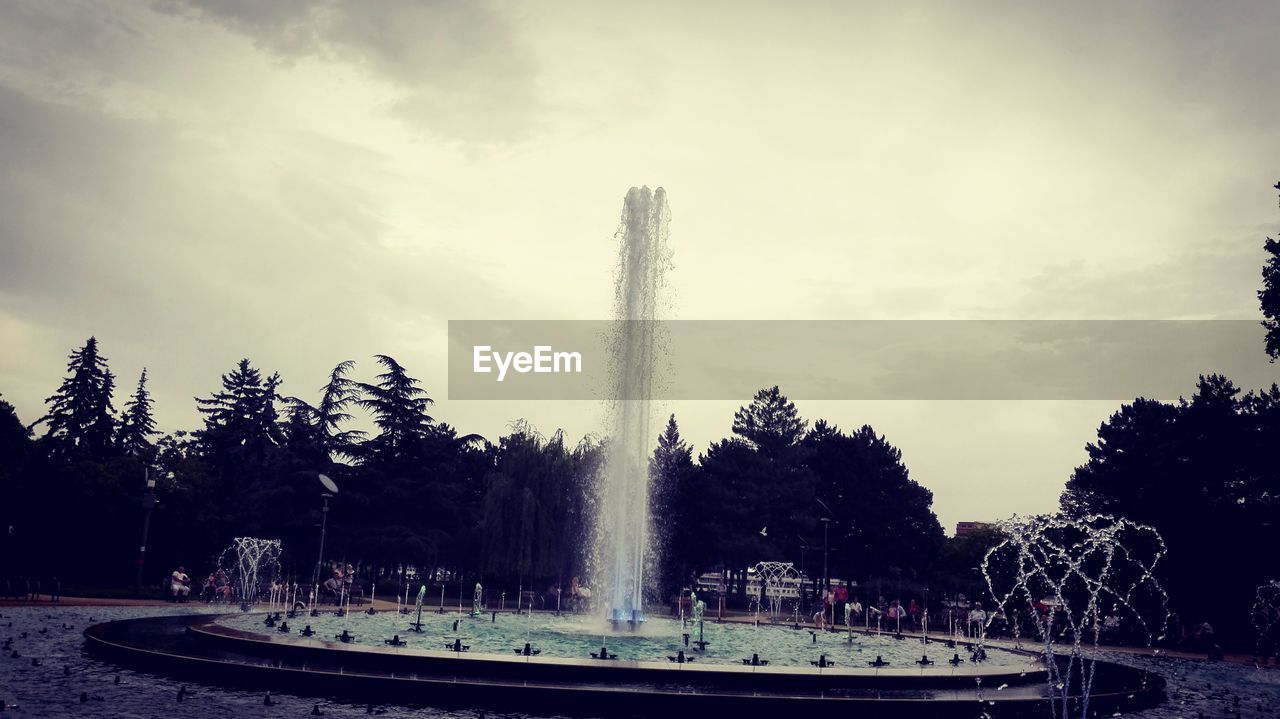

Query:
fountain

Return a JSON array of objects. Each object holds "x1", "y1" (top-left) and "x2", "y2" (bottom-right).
[
  {"x1": 407, "y1": 585, "x2": 426, "y2": 632},
  {"x1": 981, "y1": 514, "x2": 1169, "y2": 719},
  {"x1": 218, "y1": 538, "x2": 282, "y2": 611},
  {"x1": 1253, "y1": 579, "x2": 1279, "y2": 661},
  {"x1": 596, "y1": 186, "x2": 671, "y2": 627},
  {"x1": 80, "y1": 189, "x2": 1168, "y2": 717},
  {"x1": 686, "y1": 590, "x2": 710, "y2": 651},
  {"x1": 752, "y1": 561, "x2": 802, "y2": 621}
]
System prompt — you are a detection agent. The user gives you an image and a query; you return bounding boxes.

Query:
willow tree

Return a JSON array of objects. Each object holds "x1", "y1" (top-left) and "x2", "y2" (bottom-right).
[{"x1": 480, "y1": 424, "x2": 596, "y2": 588}]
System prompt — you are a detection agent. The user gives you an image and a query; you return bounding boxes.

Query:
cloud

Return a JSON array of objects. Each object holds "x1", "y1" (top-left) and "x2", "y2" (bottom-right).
[
  {"x1": 1010, "y1": 231, "x2": 1269, "y2": 321},
  {"x1": 2, "y1": 0, "x2": 1280, "y2": 534},
  {"x1": 0, "y1": 81, "x2": 520, "y2": 434},
  {"x1": 156, "y1": 0, "x2": 540, "y2": 142}
]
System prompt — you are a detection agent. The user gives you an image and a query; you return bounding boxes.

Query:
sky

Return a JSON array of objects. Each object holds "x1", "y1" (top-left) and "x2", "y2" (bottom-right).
[{"x1": 1, "y1": 0, "x2": 1278, "y2": 535}]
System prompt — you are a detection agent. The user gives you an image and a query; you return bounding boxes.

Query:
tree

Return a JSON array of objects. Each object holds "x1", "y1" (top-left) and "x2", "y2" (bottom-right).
[
  {"x1": 284, "y1": 359, "x2": 367, "y2": 465},
  {"x1": 117, "y1": 369, "x2": 158, "y2": 459},
  {"x1": 357, "y1": 354, "x2": 434, "y2": 459},
  {"x1": 349, "y1": 420, "x2": 488, "y2": 574},
  {"x1": 0, "y1": 394, "x2": 35, "y2": 495},
  {"x1": 0, "y1": 394, "x2": 46, "y2": 576},
  {"x1": 195, "y1": 358, "x2": 287, "y2": 538},
  {"x1": 478, "y1": 425, "x2": 595, "y2": 584},
  {"x1": 649, "y1": 414, "x2": 696, "y2": 597},
  {"x1": 731, "y1": 386, "x2": 807, "y2": 456},
  {"x1": 1059, "y1": 397, "x2": 1181, "y2": 518},
  {"x1": 1060, "y1": 374, "x2": 1280, "y2": 644},
  {"x1": 196, "y1": 359, "x2": 285, "y2": 459},
  {"x1": 695, "y1": 387, "x2": 817, "y2": 597},
  {"x1": 32, "y1": 337, "x2": 117, "y2": 460},
  {"x1": 935, "y1": 524, "x2": 1006, "y2": 594},
  {"x1": 1261, "y1": 180, "x2": 1280, "y2": 361},
  {"x1": 345, "y1": 355, "x2": 489, "y2": 577},
  {"x1": 801, "y1": 422, "x2": 945, "y2": 585}
]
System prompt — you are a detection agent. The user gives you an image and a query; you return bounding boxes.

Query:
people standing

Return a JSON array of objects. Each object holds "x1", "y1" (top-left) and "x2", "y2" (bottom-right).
[{"x1": 968, "y1": 603, "x2": 987, "y2": 637}]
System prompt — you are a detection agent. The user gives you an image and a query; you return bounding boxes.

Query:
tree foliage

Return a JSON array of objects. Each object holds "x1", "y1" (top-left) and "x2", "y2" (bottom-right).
[
  {"x1": 117, "y1": 369, "x2": 157, "y2": 459},
  {"x1": 5, "y1": 343, "x2": 949, "y2": 608},
  {"x1": 32, "y1": 337, "x2": 117, "y2": 461},
  {"x1": 683, "y1": 389, "x2": 944, "y2": 598},
  {"x1": 1261, "y1": 180, "x2": 1280, "y2": 361},
  {"x1": 649, "y1": 414, "x2": 696, "y2": 597},
  {"x1": 1060, "y1": 374, "x2": 1280, "y2": 640}
]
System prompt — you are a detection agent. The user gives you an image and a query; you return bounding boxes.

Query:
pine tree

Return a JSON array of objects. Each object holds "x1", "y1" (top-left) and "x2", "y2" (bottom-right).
[
  {"x1": 649, "y1": 414, "x2": 696, "y2": 595},
  {"x1": 117, "y1": 368, "x2": 158, "y2": 459},
  {"x1": 33, "y1": 336, "x2": 117, "y2": 460},
  {"x1": 284, "y1": 359, "x2": 366, "y2": 462},
  {"x1": 196, "y1": 358, "x2": 284, "y2": 459},
  {"x1": 731, "y1": 385, "x2": 807, "y2": 455},
  {"x1": 357, "y1": 355, "x2": 434, "y2": 458}
]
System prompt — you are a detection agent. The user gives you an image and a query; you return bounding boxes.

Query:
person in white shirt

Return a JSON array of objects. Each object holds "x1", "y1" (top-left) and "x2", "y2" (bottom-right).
[
  {"x1": 170, "y1": 566, "x2": 191, "y2": 601},
  {"x1": 846, "y1": 597, "x2": 863, "y2": 626}
]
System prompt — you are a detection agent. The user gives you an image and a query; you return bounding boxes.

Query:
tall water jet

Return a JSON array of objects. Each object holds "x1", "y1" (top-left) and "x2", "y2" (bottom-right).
[{"x1": 598, "y1": 186, "x2": 671, "y2": 626}]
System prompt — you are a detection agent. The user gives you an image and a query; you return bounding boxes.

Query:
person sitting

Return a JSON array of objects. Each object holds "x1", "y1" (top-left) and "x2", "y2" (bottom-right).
[
  {"x1": 323, "y1": 569, "x2": 343, "y2": 603},
  {"x1": 213, "y1": 569, "x2": 232, "y2": 602},
  {"x1": 170, "y1": 566, "x2": 191, "y2": 602},
  {"x1": 848, "y1": 596, "x2": 864, "y2": 623}
]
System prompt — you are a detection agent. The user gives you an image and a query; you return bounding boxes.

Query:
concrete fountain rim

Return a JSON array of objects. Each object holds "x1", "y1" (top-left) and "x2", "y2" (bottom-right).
[{"x1": 82, "y1": 613, "x2": 1167, "y2": 717}]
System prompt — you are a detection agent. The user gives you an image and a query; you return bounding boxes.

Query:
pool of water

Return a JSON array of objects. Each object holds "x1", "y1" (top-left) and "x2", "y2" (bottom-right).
[{"x1": 216, "y1": 608, "x2": 1026, "y2": 669}]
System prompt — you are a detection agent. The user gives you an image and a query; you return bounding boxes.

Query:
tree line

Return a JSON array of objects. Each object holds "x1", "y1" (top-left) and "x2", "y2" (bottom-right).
[
  {"x1": 2, "y1": 338, "x2": 1277, "y2": 639},
  {"x1": 0, "y1": 342, "x2": 951, "y2": 603}
]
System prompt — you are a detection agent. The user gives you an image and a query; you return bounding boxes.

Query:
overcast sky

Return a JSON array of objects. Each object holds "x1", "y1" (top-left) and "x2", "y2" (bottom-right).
[{"x1": 2, "y1": 0, "x2": 1277, "y2": 534}]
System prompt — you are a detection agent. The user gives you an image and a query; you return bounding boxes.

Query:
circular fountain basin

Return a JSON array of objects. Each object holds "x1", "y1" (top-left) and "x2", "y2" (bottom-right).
[{"x1": 85, "y1": 611, "x2": 1164, "y2": 717}]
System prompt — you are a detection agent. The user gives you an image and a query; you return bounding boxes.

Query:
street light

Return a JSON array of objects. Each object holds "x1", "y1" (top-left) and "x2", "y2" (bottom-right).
[
  {"x1": 820, "y1": 517, "x2": 831, "y2": 593},
  {"x1": 135, "y1": 467, "x2": 159, "y2": 597},
  {"x1": 311, "y1": 474, "x2": 339, "y2": 605},
  {"x1": 815, "y1": 498, "x2": 834, "y2": 592}
]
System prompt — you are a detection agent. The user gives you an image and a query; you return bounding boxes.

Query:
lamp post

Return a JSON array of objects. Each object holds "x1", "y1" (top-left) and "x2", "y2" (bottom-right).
[
  {"x1": 312, "y1": 493, "x2": 332, "y2": 591},
  {"x1": 135, "y1": 467, "x2": 158, "y2": 597},
  {"x1": 311, "y1": 474, "x2": 340, "y2": 604},
  {"x1": 820, "y1": 517, "x2": 831, "y2": 593}
]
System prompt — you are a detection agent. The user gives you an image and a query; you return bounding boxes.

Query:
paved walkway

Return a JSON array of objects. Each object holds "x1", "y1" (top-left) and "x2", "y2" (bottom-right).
[{"x1": 0, "y1": 596, "x2": 175, "y2": 607}]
